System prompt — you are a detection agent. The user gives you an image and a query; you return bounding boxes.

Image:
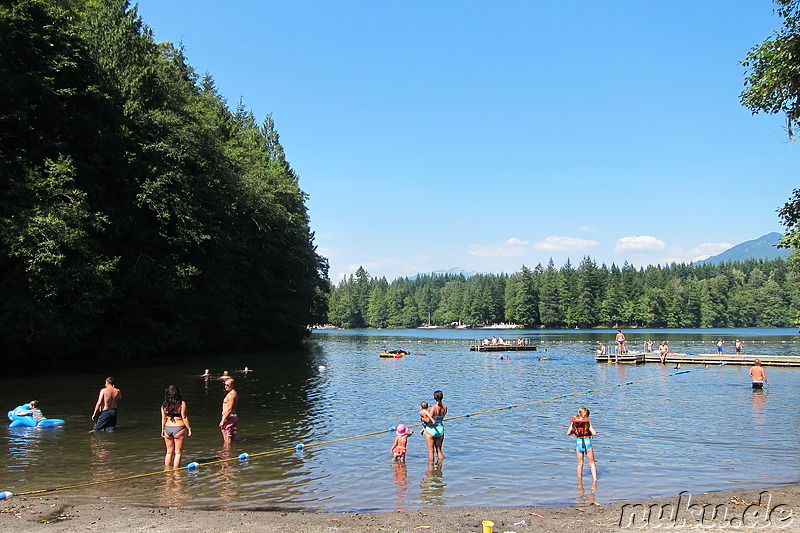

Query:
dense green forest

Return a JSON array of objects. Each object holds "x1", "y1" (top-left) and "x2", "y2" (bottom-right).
[
  {"x1": 328, "y1": 258, "x2": 800, "y2": 329},
  {"x1": 0, "y1": 0, "x2": 329, "y2": 363}
]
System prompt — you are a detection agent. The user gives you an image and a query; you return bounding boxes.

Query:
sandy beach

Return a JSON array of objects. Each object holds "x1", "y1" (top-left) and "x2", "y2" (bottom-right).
[{"x1": 1, "y1": 483, "x2": 797, "y2": 532}]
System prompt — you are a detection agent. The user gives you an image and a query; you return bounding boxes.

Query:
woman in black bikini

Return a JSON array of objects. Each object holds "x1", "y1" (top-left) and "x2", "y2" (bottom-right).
[{"x1": 161, "y1": 385, "x2": 192, "y2": 469}]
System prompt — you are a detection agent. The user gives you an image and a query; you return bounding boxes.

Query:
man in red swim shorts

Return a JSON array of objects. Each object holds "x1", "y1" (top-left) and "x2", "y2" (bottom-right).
[{"x1": 220, "y1": 378, "x2": 239, "y2": 441}]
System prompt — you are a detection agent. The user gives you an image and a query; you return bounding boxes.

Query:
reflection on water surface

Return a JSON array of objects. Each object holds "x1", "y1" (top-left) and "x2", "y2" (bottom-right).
[{"x1": 1, "y1": 328, "x2": 798, "y2": 511}]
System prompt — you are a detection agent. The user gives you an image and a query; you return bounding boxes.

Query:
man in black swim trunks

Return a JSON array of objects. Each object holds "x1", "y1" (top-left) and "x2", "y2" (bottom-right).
[{"x1": 91, "y1": 377, "x2": 121, "y2": 432}]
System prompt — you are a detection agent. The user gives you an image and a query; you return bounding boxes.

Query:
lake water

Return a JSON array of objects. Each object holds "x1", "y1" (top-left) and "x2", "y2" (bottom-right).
[{"x1": 1, "y1": 328, "x2": 798, "y2": 511}]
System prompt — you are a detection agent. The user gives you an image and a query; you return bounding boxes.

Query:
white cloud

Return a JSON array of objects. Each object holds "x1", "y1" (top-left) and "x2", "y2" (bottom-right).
[
  {"x1": 346, "y1": 261, "x2": 379, "y2": 272},
  {"x1": 579, "y1": 225, "x2": 598, "y2": 232},
  {"x1": 686, "y1": 242, "x2": 733, "y2": 262},
  {"x1": 468, "y1": 237, "x2": 530, "y2": 257},
  {"x1": 633, "y1": 241, "x2": 734, "y2": 267},
  {"x1": 533, "y1": 236, "x2": 599, "y2": 252},
  {"x1": 316, "y1": 247, "x2": 336, "y2": 260},
  {"x1": 614, "y1": 235, "x2": 666, "y2": 253}
]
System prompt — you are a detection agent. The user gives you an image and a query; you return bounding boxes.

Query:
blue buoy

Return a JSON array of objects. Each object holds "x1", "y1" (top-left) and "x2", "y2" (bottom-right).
[
  {"x1": 187, "y1": 462, "x2": 199, "y2": 469},
  {"x1": 238, "y1": 453, "x2": 249, "y2": 460},
  {"x1": 465, "y1": 413, "x2": 470, "y2": 418},
  {"x1": 295, "y1": 443, "x2": 304, "y2": 450},
  {"x1": 389, "y1": 426, "x2": 396, "y2": 432},
  {"x1": 0, "y1": 491, "x2": 12, "y2": 500},
  {"x1": 507, "y1": 405, "x2": 512, "y2": 409}
]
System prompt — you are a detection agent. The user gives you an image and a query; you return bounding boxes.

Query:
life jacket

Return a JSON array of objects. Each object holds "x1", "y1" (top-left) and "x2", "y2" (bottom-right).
[{"x1": 570, "y1": 417, "x2": 592, "y2": 438}]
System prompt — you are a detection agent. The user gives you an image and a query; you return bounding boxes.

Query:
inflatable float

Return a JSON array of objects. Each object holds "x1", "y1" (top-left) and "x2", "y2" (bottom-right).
[
  {"x1": 7, "y1": 404, "x2": 64, "y2": 428},
  {"x1": 379, "y1": 350, "x2": 410, "y2": 358}
]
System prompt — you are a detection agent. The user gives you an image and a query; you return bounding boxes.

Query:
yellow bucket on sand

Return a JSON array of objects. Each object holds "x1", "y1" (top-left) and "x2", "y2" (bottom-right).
[{"x1": 482, "y1": 520, "x2": 494, "y2": 533}]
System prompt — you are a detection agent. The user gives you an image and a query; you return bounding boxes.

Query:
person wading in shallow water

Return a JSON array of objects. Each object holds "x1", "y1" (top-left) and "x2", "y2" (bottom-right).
[
  {"x1": 90, "y1": 377, "x2": 121, "y2": 432},
  {"x1": 422, "y1": 390, "x2": 447, "y2": 464},
  {"x1": 220, "y1": 378, "x2": 239, "y2": 442},
  {"x1": 749, "y1": 359, "x2": 769, "y2": 390}
]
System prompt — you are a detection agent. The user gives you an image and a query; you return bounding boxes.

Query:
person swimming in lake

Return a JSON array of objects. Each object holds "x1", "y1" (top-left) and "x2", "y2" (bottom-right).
[
  {"x1": 391, "y1": 424, "x2": 413, "y2": 461},
  {"x1": 566, "y1": 407, "x2": 598, "y2": 482}
]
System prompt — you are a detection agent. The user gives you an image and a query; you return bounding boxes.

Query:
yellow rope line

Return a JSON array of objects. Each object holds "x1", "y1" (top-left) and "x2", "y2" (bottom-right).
[{"x1": 7, "y1": 365, "x2": 713, "y2": 498}]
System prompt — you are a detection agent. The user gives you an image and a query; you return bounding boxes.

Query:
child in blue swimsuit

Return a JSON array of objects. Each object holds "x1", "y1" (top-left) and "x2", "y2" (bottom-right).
[
  {"x1": 566, "y1": 407, "x2": 597, "y2": 481},
  {"x1": 418, "y1": 401, "x2": 429, "y2": 435}
]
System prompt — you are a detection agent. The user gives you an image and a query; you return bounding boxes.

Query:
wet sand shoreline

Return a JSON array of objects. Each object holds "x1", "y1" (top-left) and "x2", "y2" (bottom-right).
[{"x1": 1, "y1": 482, "x2": 797, "y2": 532}]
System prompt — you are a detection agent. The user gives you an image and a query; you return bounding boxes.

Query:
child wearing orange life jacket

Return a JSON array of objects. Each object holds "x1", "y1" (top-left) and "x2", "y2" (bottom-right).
[
  {"x1": 391, "y1": 424, "x2": 413, "y2": 461},
  {"x1": 566, "y1": 407, "x2": 598, "y2": 481}
]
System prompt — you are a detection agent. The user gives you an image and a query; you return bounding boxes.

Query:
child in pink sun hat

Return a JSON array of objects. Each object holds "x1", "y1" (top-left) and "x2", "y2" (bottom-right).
[{"x1": 391, "y1": 424, "x2": 413, "y2": 461}]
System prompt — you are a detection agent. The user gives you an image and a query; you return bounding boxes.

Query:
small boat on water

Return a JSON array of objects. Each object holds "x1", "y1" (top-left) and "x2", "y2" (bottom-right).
[{"x1": 379, "y1": 350, "x2": 410, "y2": 358}]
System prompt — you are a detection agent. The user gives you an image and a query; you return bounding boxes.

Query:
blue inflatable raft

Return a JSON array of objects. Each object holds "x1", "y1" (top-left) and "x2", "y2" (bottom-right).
[{"x1": 7, "y1": 404, "x2": 65, "y2": 428}]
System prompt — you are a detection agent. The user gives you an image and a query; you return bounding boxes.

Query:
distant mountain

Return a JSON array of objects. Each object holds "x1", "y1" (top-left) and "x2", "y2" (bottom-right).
[
  {"x1": 696, "y1": 232, "x2": 791, "y2": 265},
  {"x1": 408, "y1": 267, "x2": 478, "y2": 280}
]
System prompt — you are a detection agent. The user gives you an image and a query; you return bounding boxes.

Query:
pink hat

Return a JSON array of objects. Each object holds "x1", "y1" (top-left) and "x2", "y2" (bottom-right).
[{"x1": 395, "y1": 424, "x2": 411, "y2": 436}]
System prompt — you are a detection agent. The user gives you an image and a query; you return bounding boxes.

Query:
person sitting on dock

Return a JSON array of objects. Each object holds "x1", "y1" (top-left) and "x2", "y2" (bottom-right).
[
  {"x1": 658, "y1": 341, "x2": 669, "y2": 364},
  {"x1": 596, "y1": 342, "x2": 606, "y2": 357},
  {"x1": 749, "y1": 359, "x2": 769, "y2": 390}
]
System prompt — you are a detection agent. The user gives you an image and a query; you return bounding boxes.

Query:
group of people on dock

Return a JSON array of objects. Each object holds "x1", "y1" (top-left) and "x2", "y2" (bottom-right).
[
  {"x1": 480, "y1": 336, "x2": 532, "y2": 347},
  {"x1": 599, "y1": 331, "x2": 754, "y2": 365}
]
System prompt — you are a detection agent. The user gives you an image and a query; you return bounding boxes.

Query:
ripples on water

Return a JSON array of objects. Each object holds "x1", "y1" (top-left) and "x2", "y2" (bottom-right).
[{"x1": 1, "y1": 328, "x2": 798, "y2": 511}]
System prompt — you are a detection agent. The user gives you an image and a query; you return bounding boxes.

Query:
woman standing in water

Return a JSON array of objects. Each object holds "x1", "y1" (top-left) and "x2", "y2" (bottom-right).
[
  {"x1": 423, "y1": 390, "x2": 447, "y2": 463},
  {"x1": 161, "y1": 385, "x2": 192, "y2": 469}
]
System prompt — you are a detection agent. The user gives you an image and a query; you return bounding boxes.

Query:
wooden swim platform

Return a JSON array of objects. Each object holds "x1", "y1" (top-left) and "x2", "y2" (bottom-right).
[
  {"x1": 470, "y1": 344, "x2": 538, "y2": 352},
  {"x1": 595, "y1": 351, "x2": 646, "y2": 364},
  {"x1": 596, "y1": 352, "x2": 800, "y2": 367}
]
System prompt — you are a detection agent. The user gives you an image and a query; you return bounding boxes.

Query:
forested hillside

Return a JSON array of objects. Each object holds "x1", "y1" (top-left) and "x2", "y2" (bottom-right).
[
  {"x1": 329, "y1": 259, "x2": 799, "y2": 329},
  {"x1": 0, "y1": 0, "x2": 329, "y2": 363}
]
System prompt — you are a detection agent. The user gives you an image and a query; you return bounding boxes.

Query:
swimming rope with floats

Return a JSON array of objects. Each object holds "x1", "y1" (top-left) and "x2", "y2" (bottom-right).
[{"x1": 0, "y1": 364, "x2": 719, "y2": 500}]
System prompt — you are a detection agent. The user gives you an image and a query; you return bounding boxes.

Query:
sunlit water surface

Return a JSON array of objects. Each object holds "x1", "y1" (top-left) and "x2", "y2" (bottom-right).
[{"x1": 1, "y1": 328, "x2": 798, "y2": 511}]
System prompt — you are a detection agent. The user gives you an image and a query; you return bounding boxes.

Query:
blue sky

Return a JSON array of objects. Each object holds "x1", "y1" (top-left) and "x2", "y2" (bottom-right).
[{"x1": 136, "y1": 0, "x2": 797, "y2": 282}]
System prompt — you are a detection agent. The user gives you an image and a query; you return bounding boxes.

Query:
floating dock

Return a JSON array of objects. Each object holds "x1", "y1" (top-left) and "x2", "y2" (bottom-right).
[
  {"x1": 470, "y1": 344, "x2": 538, "y2": 352},
  {"x1": 596, "y1": 352, "x2": 800, "y2": 367},
  {"x1": 595, "y1": 351, "x2": 646, "y2": 364}
]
